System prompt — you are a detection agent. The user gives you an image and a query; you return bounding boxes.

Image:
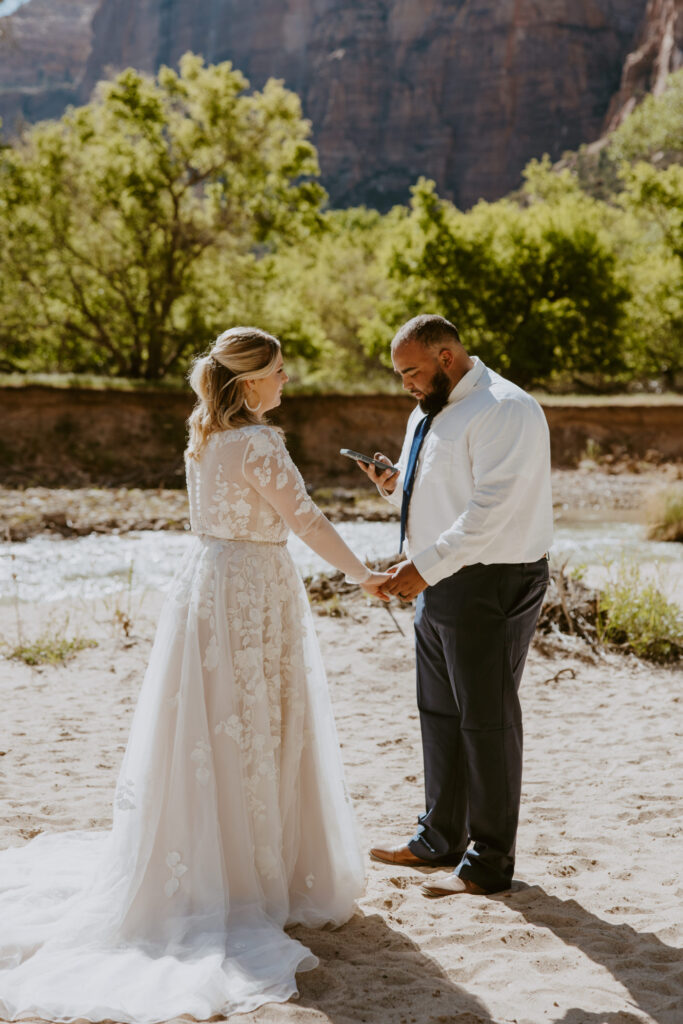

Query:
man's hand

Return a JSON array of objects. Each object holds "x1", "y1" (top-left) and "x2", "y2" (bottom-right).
[
  {"x1": 354, "y1": 453, "x2": 399, "y2": 494},
  {"x1": 380, "y1": 561, "x2": 428, "y2": 602}
]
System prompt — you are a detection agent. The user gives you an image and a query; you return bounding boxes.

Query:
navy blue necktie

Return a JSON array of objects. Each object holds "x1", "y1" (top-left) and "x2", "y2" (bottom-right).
[{"x1": 399, "y1": 414, "x2": 433, "y2": 552}]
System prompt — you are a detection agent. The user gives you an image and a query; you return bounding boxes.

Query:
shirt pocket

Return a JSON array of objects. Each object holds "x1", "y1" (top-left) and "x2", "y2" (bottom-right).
[{"x1": 419, "y1": 435, "x2": 454, "y2": 484}]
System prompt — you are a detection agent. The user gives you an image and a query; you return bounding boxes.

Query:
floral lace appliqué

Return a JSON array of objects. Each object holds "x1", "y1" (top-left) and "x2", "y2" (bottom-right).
[
  {"x1": 203, "y1": 633, "x2": 219, "y2": 671},
  {"x1": 164, "y1": 851, "x2": 188, "y2": 897},
  {"x1": 256, "y1": 845, "x2": 280, "y2": 880},
  {"x1": 215, "y1": 714, "x2": 243, "y2": 744},
  {"x1": 190, "y1": 740, "x2": 212, "y2": 785},
  {"x1": 244, "y1": 429, "x2": 285, "y2": 488},
  {"x1": 115, "y1": 778, "x2": 135, "y2": 811}
]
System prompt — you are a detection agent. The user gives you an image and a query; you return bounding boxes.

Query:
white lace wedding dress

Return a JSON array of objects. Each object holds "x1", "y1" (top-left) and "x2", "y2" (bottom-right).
[{"x1": 0, "y1": 425, "x2": 368, "y2": 1023}]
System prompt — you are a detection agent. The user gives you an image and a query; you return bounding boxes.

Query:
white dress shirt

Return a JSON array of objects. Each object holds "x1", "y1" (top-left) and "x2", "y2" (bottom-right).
[{"x1": 383, "y1": 357, "x2": 553, "y2": 587}]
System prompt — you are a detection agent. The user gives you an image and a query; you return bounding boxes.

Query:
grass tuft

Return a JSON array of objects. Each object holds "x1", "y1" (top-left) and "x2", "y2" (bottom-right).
[
  {"x1": 646, "y1": 484, "x2": 683, "y2": 542},
  {"x1": 7, "y1": 634, "x2": 98, "y2": 666},
  {"x1": 596, "y1": 561, "x2": 682, "y2": 662},
  {"x1": 4, "y1": 563, "x2": 99, "y2": 666}
]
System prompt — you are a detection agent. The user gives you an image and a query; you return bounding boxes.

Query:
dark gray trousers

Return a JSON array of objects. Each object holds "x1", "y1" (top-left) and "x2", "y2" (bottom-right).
[{"x1": 408, "y1": 558, "x2": 548, "y2": 891}]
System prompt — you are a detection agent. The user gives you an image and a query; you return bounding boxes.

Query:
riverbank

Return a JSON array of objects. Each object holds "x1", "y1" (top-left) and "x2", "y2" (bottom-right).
[
  {"x1": 3, "y1": 387, "x2": 683, "y2": 489},
  {"x1": 0, "y1": 588, "x2": 680, "y2": 1023},
  {"x1": 2, "y1": 463, "x2": 682, "y2": 541}
]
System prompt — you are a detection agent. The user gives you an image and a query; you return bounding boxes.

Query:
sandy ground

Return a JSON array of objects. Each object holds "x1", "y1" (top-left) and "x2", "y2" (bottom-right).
[{"x1": 0, "y1": 584, "x2": 681, "y2": 1024}]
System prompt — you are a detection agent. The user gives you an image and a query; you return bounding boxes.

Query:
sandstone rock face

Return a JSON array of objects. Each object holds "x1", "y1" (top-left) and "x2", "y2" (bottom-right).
[
  {"x1": 0, "y1": 0, "x2": 655, "y2": 207},
  {"x1": 0, "y1": 0, "x2": 100, "y2": 128},
  {"x1": 604, "y1": 0, "x2": 683, "y2": 130}
]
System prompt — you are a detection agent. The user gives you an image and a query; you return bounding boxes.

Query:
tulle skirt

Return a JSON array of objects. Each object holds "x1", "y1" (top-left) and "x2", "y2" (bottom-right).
[{"x1": 0, "y1": 536, "x2": 364, "y2": 1022}]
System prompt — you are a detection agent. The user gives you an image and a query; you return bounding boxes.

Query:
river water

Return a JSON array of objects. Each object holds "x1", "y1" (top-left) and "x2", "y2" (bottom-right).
[{"x1": 1, "y1": 520, "x2": 682, "y2": 606}]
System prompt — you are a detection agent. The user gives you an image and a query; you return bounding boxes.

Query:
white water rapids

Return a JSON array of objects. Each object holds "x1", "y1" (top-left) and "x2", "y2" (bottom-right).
[{"x1": 1, "y1": 520, "x2": 682, "y2": 606}]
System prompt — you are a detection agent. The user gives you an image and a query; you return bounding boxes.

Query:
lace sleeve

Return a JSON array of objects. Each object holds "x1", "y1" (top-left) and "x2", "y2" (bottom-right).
[{"x1": 242, "y1": 429, "x2": 371, "y2": 583}]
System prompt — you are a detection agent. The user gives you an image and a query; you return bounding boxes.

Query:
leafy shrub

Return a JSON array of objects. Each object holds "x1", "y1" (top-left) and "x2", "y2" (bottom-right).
[
  {"x1": 646, "y1": 484, "x2": 683, "y2": 542},
  {"x1": 596, "y1": 561, "x2": 682, "y2": 662}
]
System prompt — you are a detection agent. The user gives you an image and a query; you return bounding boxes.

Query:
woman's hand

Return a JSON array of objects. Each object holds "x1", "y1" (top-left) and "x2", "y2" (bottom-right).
[{"x1": 361, "y1": 571, "x2": 392, "y2": 601}]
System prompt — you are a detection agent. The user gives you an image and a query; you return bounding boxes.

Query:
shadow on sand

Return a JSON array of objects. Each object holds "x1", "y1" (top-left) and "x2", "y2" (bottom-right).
[
  {"x1": 494, "y1": 883, "x2": 682, "y2": 1024},
  {"x1": 287, "y1": 881, "x2": 682, "y2": 1024},
  {"x1": 292, "y1": 910, "x2": 493, "y2": 1024}
]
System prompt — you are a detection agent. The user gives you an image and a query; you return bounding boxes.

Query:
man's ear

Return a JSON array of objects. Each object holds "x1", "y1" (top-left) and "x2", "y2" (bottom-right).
[{"x1": 438, "y1": 347, "x2": 453, "y2": 368}]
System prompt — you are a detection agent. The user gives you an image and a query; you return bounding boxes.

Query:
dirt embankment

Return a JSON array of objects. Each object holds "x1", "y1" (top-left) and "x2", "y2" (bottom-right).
[{"x1": 2, "y1": 387, "x2": 682, "y2": 489}]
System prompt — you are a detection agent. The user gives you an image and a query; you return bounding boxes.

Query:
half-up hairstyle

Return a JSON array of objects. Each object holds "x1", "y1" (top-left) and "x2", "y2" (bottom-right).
[{"x1": 186, "y1": 326, "x2": 281, "y2": 459}]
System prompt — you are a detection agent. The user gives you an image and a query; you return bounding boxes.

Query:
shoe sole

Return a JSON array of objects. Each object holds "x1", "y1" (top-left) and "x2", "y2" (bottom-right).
[
  {"x1": 421, "y1": 884, "x2": 490, "y2": 898},
  {"x1": 421, "y1": 887, "x2": 455, "y2": 898}
]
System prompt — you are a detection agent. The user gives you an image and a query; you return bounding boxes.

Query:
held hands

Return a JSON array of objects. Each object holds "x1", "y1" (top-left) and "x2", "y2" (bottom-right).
[
  {"x1": 361, "y1": 571, "x2": 392, "y2": 602},
  {"x1": 359, "y1": 564, "x2": 427, "y2": 603},
  {"x1": 355, "y1": 453, "x2": 399, "y2": 494},
  {"x1": 379, "y1": 561, "x2": 428, "y2": 602},
  {"x1": 353, "y1": 447, "x2": 425, "y2": 603}
]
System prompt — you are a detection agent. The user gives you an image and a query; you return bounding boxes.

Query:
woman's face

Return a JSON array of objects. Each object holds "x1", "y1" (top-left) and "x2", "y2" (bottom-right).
[{"x1": 247, "y1": 350, "x2": 289, "y2": 413}]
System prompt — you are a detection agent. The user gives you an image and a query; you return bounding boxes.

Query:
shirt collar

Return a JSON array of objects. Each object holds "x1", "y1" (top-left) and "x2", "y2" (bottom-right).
[{"x1": 446, "y1": 356, "x2": 485, "y2": 405}]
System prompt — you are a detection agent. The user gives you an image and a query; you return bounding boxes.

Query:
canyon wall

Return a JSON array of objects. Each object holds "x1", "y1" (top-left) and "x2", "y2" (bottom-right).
[
  {"x1": 604, "y1": 0, "x2": 683, "y2": 130},
  {"x1": 0, "y1": 0, "x2": 100, "y2": 124},
  {"x1": 3, "y1": 1, "x2": 679, "y2": 210}
]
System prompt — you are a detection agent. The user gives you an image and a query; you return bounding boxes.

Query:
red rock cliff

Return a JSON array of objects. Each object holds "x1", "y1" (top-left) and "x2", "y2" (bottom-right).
[
  {"x1": 0, "y1": 0, "x2": 99, "y2": 126},
  {"x1": 604, "y1": 0, "x2": 683, "y2": 130},
  {"x1": 0, "y1": 1, "x2": 663, "y2": 208}
]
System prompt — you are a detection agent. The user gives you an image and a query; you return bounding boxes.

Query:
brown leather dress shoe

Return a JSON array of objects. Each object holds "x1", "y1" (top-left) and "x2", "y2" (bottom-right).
[
  {"x1": 369, "y1": 843, "x2": 437, "y2": 868},
  {"x1": 420, "y1": 875, "x2": 491, "y2": 898}
]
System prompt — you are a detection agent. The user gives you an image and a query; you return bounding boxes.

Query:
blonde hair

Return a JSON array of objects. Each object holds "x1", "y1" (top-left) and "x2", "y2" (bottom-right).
[{"x1": 186, "y1": 326, "x2": 281, "y2": 459}]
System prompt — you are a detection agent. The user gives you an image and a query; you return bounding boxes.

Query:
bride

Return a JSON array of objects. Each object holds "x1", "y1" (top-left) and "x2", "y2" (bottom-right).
[{"x1": 0, "y1": 327, "x2": 389, "y2": 1023}]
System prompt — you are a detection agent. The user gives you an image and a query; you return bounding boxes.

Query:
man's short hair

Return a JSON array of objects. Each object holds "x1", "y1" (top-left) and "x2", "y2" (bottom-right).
[{"x1": 391, "y1": 314, "x2": 461, "y2": 349}]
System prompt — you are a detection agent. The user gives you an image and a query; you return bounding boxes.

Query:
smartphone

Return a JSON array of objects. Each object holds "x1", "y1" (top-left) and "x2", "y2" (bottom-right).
[{"x1": 340, "y1": 449, "x2": 399, "y2": 475}]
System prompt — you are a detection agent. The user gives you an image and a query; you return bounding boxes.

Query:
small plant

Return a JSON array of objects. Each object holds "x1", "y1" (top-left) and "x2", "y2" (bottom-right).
[
  {"x1": 581, "y1": 438, "x2": 603, "y2": 464},
  {"x1": 596, "y1": 560, "x2": 683, "y2": 662},
  {"x1": 569, "y1": 562, "x2": 587, "y2": 582},
  {"x1": 7, "y1": 634, "x2": 98, "y2": 666},
  {"x1": 3, "y1": 568, "x2": 98, "y2": 666},
  {"x1": 103, "y1": 560, "x2": 148, "y2": 638},
  {"x1": 113, "y1": 608, "x2": 133, "y2": 638},
  {"x1": 646, "y1": 484, "x2": 683, "y2": 542},
  {"x1": 309, "y1": 593, "x2": 347, "y2": 618}
]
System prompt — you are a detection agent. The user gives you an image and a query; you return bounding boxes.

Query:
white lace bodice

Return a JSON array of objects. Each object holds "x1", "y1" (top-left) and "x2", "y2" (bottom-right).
[{"x1": 186, "y1": 425, "x2": 370, "y2": 583}]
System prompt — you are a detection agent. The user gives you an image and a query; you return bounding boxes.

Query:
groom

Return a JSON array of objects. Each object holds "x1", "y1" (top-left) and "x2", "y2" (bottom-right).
[{"x1": 357, "y1": 314, "x2": 553, "y2": 896}]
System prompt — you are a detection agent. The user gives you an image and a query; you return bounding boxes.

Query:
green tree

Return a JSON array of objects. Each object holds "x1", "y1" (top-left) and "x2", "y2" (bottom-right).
[
  {"x1": 618, "y1": 163, "x2": 683, "y2": 386},
  {"x1": 622, "y1": 162, "x2": 683, "y2": 262},
  {"x1": 568, "y1": 69, "x2": 683, "y2": 202},
  {"x1": 609, "y1": 68, "x2": 683, "y2": 166},
  {"x1": 0, "y1": 54, "x2": 325, "y2": 379},
  {"x1": 608, "y1": 72, "x2": 683, "y2": 387},
  {"x1": 367, "y1": 178, "x2": 629, "y2": 388},
  {"x1": 258, "y1": 206, "x2": 406, "y2": 389}
]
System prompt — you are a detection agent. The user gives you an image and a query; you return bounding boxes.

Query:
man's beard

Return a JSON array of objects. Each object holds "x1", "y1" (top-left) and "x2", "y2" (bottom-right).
[{"x1": 418, "y1": 367, "x2": 452, "y2": 415}]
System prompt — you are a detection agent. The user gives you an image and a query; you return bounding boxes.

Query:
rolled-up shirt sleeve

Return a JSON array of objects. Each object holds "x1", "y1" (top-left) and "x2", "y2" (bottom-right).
[{"x1": 411, "y1": 400, "x2": 547, "y2": 586}]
